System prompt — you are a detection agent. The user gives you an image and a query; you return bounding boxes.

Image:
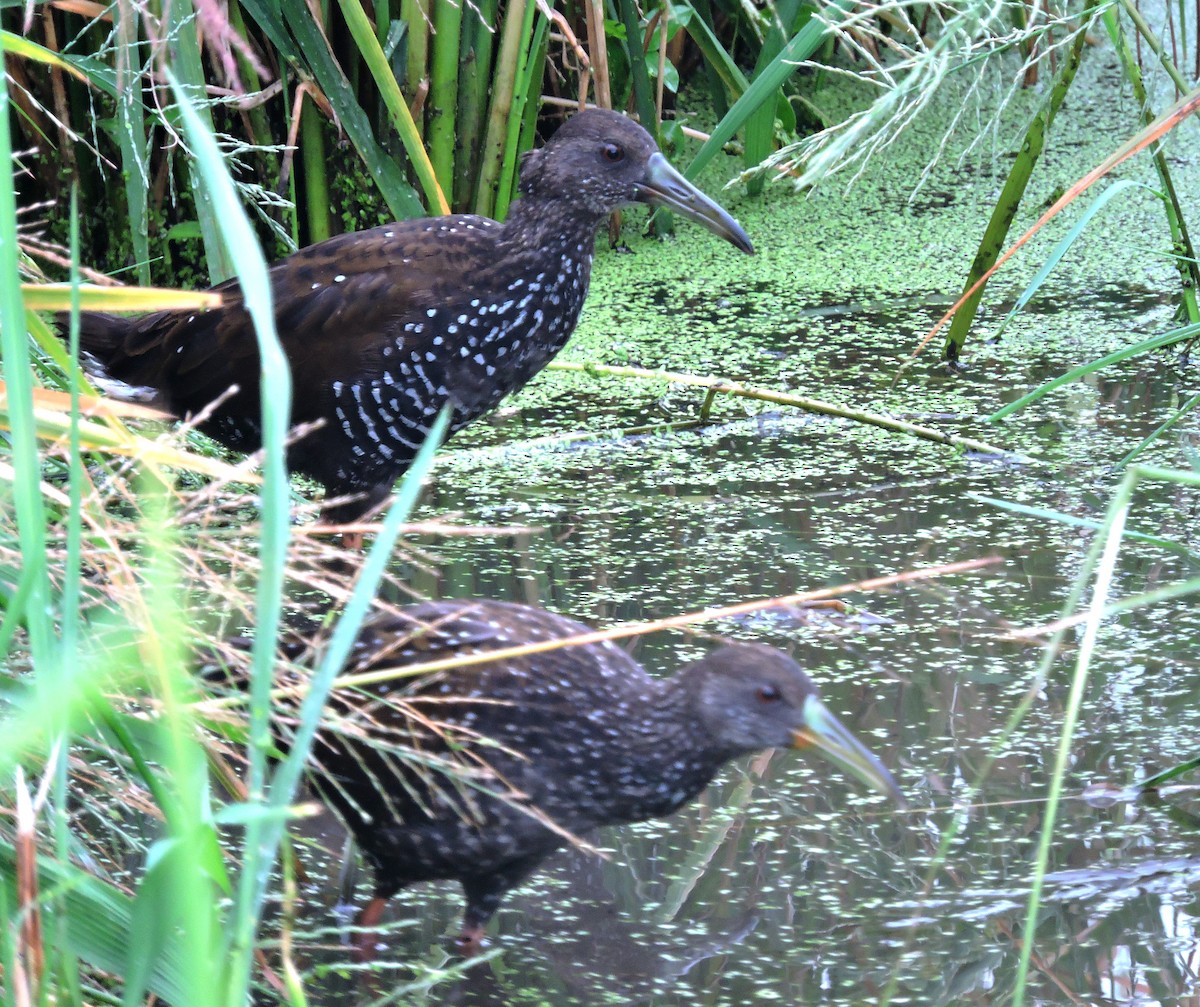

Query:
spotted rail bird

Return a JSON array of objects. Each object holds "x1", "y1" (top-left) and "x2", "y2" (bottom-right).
[
  {"x1": 229, "y1": 599, "x2": 901, "y2": 957},
  {"x1": 67, "y1": 111, "x2": 753, "y2": 535}
]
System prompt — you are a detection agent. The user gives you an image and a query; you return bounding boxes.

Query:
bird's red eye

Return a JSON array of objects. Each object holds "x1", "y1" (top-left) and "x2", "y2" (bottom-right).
[
  {"x1": 602, "y1": 143, "x2": 624, "y2": 162},
  {"x1": 757, "y1": 685, "x2": 781, "y2": 703}
]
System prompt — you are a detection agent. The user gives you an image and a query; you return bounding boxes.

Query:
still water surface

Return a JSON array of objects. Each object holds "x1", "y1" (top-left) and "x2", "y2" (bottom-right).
[{"x1": 299, "y1": 46, "x2": 1199, "y2": 1007}]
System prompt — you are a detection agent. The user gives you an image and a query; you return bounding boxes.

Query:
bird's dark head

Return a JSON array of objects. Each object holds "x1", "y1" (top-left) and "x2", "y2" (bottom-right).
[
  {"x1": 687, "y1": 644, "x2": 904, "y2": 803},
  {"x1": 519, "y1": 109, "x2": 753, "y2": 254}
]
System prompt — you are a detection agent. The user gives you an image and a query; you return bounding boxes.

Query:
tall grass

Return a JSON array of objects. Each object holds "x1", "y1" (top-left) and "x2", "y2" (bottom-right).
[
  {"x1": 17, "y1": 0, "x2": 1198, "y2": 380},
  {"x1": 0, "y1": 46, "x2": 455, "y2": 1002},
  {"x1": 9, "y1": 0, "x2": 872, "y2": 286},
  {"x1": 1008, "y1": 462, "x2": 1200, "y2": 1007},
  {"x1": 2, "y1": 8, "x2": 814, "y2": 993}
]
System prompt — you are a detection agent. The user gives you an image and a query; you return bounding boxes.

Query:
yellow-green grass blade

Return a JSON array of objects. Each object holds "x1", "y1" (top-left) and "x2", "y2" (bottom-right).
[
  {"x1": 24, "y1": 285, "x2": 222, "y2": 312},
  {"x1": 334, "y1": 0, "x2": 448, "y2": 214},
  {"x1": 0, "y1": 386, "x2": 259, "y2": 483},
  {"x1": 165, "y1": 67, "x2": 293, "y2": 1007},
  {"x1": 0, "y1": 48, "x2": 51, "y2": 666}
]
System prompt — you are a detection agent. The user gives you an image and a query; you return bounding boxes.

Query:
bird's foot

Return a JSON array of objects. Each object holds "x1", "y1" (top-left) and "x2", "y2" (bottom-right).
[{"x1": 453, "y1": 924, "x2": 486, "y2": 957}]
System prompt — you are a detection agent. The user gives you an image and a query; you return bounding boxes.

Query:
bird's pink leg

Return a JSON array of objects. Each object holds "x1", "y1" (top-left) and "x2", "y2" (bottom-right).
[{"x1": 352, "y1": 895, "x2": 390, "y2": 962}]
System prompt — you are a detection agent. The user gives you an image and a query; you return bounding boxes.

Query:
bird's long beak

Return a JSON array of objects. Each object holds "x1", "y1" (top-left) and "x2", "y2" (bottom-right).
[
  {"x1": 792, "y1": 695, "x2": 906, "y2": 806},
  {"x1": 635, "y1": 152, "x2": 754, "y2": 254}
]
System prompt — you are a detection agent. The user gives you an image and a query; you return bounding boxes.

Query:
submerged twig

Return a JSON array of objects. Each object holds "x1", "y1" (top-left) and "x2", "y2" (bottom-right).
[{"x1": 546, "y1": 360, "x2": 1025, "y2": 460}]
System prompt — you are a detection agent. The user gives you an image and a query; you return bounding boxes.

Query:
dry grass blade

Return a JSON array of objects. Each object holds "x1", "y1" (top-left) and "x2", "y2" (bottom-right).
[
  {"x1": 14, "y1": 384, "x2": 170, "y2": 422},
  {"x1": 0, "y1": 382, "x2": 260, "y2": 483},
  {"x1": 323, "y1": 556, "x2": 1003, "y2": 695},
  {"x1": 13, "y1": 764, "x2": 47, "y2": 1005},
  {"x1": 0, "y1": 405, "x2": 468, "y2": 644},
  {"x1": 44, "y1": 0, "x2": 110, "y2": 18}
]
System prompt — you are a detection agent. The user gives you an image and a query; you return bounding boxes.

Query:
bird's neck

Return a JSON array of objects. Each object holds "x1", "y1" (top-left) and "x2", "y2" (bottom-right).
[
  {"x1": 610, "y1": 674, "x2": 741, "y2": 822},
  {"x1": 440, "y1": 194, "x2": 600, "y2": 392},
  {"x1": 500, "y1": 195, "x2": 608, "y2": 257}
]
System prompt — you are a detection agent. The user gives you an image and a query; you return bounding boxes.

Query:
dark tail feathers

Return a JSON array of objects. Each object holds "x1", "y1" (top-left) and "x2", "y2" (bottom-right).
[{"x1": 54, "y1": 311, "x2": 129, "y2": 358}]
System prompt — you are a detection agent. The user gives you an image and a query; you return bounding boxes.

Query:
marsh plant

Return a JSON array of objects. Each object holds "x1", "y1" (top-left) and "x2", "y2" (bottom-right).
[{"x1": 3, "y1": 1, "x2": 1200, "y2": 1003}]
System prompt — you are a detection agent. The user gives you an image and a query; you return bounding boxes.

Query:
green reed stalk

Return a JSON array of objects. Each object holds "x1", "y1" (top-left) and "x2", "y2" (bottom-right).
[
  {"x1": 114, "y1": 0, "x2": 151, "y2": 285},
  {"x1": 1103, "y1": 6, "x2": 1200, "y2": 324},
  {"x1": 493, "y1": 5, "x2": 545, "y2": 220},
  {"x1": 279, "y1": 75, "x2": 302, "y2": 248},
  {"x1": 455, "y1": 0, "x2": 497, "y2": 210},
  {"x1": 1119, "y1": 0, "x2": 1195, "y2": 93},
  {"x1": 337, "y1": 0, "x2": 448, "y2": 213},
  {"x1": 0, "y1": 46, "x2": 77, "y2": 1004},
  {"x1": 274, "y1": 0, "x2": 425, "y2": 219},
  {"x1": 943, "y1": 19, "x2": 1090, "y2": 361},
  {"x1": 53, "y1": 193, "x2": 85, "y2": 885},
  {"x1": 162, "y1": 71, "x2": 291, "y2": 1006},
  {"x1": 164, "y1": 0, "x2": 236, "y2": 282},
  {"x1": 617, "y1": 0, "x2": 658, "y2": 134},
  {"x1": 403, "y1": 0, "x2": 430, "y2": 100},
  {"x1": 373, "y1": 0, "x2": 390, "y2": 47},
  {"x1": 427, "y1": 0, "x2": 462, "y2": 199},
  {"x1": 516, "y1": 26, "x2": 547, "y2": 149},
  {"x1": 0, "y1": 50, "x2": 50, "y2": 665},
  {"x1": 474, "y1": 0, "x2": 531, "y2": 218},
  {"x1": 118, "y1": 495, "x2": 224, "y2": 1007},
  {"x1": 299, "y1": 104, "x2": 331, "y2": 243}
]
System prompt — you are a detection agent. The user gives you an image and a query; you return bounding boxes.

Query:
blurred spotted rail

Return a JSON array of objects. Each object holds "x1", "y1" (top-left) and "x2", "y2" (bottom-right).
[{"x1": 210, "y1": 599, "x2": 902, "y2": 957}]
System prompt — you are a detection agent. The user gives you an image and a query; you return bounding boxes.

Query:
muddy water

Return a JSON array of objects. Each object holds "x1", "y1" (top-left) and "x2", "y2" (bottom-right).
[{"x1": 302, "y1": 40, "x2": 1199, "y2": 1007}]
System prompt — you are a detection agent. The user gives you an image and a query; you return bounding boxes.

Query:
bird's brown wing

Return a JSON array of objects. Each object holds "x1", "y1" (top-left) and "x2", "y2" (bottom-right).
[{"x1": 84, "y1": 218, "x2": 505, "y2": 425}]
